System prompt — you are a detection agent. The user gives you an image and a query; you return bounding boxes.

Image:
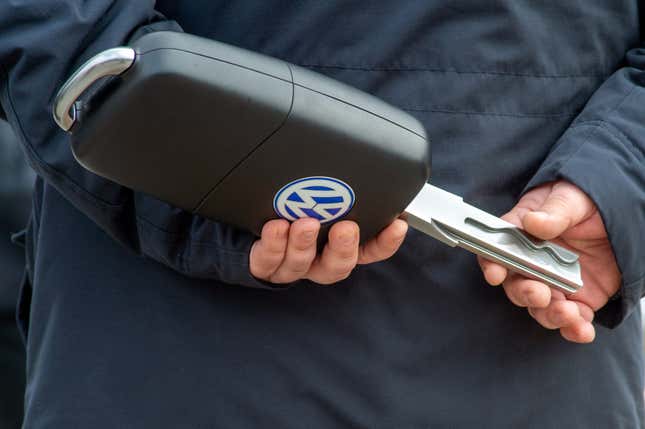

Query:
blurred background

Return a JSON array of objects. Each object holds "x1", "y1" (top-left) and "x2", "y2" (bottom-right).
[{"x1": 0, "y1": 117, "x2": 33, "y2": 429}]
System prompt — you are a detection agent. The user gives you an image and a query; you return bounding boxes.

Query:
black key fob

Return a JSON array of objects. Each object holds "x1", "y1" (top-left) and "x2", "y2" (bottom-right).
[{"x1": 53, "y1": 31, "x2": 430, "y2": 243}]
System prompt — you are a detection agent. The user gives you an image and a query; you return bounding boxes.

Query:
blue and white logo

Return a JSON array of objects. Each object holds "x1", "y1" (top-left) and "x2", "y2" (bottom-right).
[{"x1": 273, "y1": 176, "x2": 355, "y2": 224}]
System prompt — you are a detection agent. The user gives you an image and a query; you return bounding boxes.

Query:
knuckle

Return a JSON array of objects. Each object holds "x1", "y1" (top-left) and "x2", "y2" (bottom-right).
[
  {"x1": 323, "y1": 249, "x2": 357, "y2": 272},
  {"x1": 331, "y1": 260, "x2": 356, "y2": 276},
  {"x1": 262, "y1": 244, "x2": 286, "y2": 260},
  {"x1": 285, "y1": 251, "x2": 314, "y2": 272},
  {"x1": 521, "y1": 196, "x2": 543, "y2": 209},
  {"x1": 523, "y1": 287, "x2": 544, "y2": 307},
  {"x1": 549, "y1": 304, "x2": 571, "y2": 324},
  {"x1": 253, "y1": 245, "x2": 283, "y2": 266},
  {"x1": 545, "y1": 192, "x2": 570, "y2": 212},
  {"x1": 517, "y1": 281, "x2": 535, "y2": 297},
  {"x1": 503, "y1": 285, "x2": 525, "y2": 307},
  {"x1": 292, "y1": 237, "x2": 315, "y2": 251},
  {"x1": 263, "y1": 220, "x2": 289, "y2": 241},
  {"x1": 285, "y1": 264, "x2": 310, "y2": 277},
  {"x1": 259, "y1": 236, "x2": 288, "y2": 255},
  {"x1": 529, "y1": 308, "x2": 558, "y2": 330},
  {"x1": 330, "y1": 233, "x2": 358, "y2": 252},
  {"x1": 252, "y1": 253, "x2": 276, "y2": 269},
  {"x1": 332, "y1": 246, "x2": 358, "y2": 261},
  {"x1": 291, "y1": 232, "x2": 317, "y2": 251},
  {"x1": 550, "y1": 303, "x2": 566, "y2": 317}
]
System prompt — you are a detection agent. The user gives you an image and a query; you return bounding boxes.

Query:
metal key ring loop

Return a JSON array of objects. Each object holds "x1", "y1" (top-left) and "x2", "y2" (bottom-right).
[{"x1": 53, "y1": 47, "x2": 136, "y2": 131}]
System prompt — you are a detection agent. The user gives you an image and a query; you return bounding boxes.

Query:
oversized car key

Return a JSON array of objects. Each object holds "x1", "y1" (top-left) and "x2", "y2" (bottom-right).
[{"x1": 53, "y1": 31, "x2": 582, "y2": 293}]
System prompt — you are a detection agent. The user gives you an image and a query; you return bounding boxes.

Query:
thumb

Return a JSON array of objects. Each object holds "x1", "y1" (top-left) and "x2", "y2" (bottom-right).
[{"x1": 522, "y1": 181, "x2": 595, "y2": 240}]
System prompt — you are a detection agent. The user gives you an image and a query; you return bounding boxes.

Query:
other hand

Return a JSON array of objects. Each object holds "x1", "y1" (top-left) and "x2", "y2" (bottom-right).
[
  {"x1": 250, "y1": 218, "x2": 408, "y2": 285},
  {"x1": 478, "y1": 181, "x2": 621, "y2": 343}
]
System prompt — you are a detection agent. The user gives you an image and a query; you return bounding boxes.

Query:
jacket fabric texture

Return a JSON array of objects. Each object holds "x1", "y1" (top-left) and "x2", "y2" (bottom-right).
[
  {"x1": 0, "y1": 1, "x2": 644, "y2": 428},
  {"x1": 0, "y1": 119, "x2": 32, "y2": 311},
  {"x1": 0, "y1": 119, "x2": 29, "y2": 428}
]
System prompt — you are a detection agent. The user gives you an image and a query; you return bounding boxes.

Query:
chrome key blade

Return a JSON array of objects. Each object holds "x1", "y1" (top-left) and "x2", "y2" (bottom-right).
[{"x1": 403, "y1": 184, "x2": 583, "y2": 294}]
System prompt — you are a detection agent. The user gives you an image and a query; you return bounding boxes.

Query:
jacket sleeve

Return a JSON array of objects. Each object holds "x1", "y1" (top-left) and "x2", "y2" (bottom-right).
[
  {"x1": 524, "y1": 41, "x2": 645, "y2": 328},
  {"x1": 0, "y1": 1, "x2": 276, "y2": 289}
]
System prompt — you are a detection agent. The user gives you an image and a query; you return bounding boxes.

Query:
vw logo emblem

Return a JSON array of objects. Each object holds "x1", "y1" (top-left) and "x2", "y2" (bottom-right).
[{"x1": 273, "y1": 176, "x2": 355, "y2": 224}]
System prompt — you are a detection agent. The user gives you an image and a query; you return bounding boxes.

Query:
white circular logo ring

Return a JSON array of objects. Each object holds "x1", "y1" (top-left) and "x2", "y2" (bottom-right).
[{"x1": 273, "y1": 176, "x2": 355, "y2": 224}]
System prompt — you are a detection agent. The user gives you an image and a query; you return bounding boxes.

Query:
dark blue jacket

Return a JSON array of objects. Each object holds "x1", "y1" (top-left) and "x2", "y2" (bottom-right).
[
  {"x1": 0, "y1": 119, "x2": 28, "y2": 429},
  {"x1": 0, "y1": 119, "x2": 32, "y2": 312},
  {"x1": 1, "y1": 1, "x2": 644, "y2": 427}
]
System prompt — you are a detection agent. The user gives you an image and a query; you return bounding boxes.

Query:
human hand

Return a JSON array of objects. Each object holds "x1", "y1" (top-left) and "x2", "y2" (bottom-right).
[
  {"x1": 478, "y1": 181, "x2": 621, "y2": 343},
  {"x1": 250, "y1": 218, "x2": 408, "y2": 285}
]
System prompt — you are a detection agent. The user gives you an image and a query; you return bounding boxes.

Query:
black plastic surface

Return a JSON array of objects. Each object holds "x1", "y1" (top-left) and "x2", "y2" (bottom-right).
[
  {"x1": 72, "y1": 34, "x2": 293, "y2": 212},
  {"x1": 69, "y1": 31, "x2": 430, "y2": 242},
  {"x1": 198, "y1": 79, "x2": 429, "y2": 242}
]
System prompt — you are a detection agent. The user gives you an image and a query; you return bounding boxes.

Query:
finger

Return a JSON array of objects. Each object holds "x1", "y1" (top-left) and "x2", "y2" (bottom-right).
[
  {"x1": 560, "y1": 321, "x2": 596, "y2": 343},
  {"x1": 268, "y1": 218, "x2": 320, "y2": 283},
  {"x1": 513, "y1": 183, "x2": 553, "y2": 212},
  {"x1": 476, "y1": 210, "x2": 521, "y2": 286},
  {"x1": 576, "y1": 301, "x2": 595, "y2": 323},
  {"x1": 477, "y1": 256, "x2": 508, "y2": 286},
  {"x1": 357, "y1": 219, "x2": 408, "y2": 265},
  {"x1": 477, "y1": 183, "x2": 553, "y2": 287},
  {"x1": 249, "y1": 219, "x2": 290, "y2": 280},
  {"x1": 561, "y1": 210, "x2": 608, "y2": 241},
  {"x1": 521, "y1": 181, "x2": 596, "y2": 240},
  {"x1": 306, "y1": 221, "x2": 359, "y2": 284},
  {"x1": 528, "y1": 307, "x2": 559, "y2": 330},
  {"x1": 545, "y1": 300, "x2": 584, "y2": 328},
  {"x1": 502, "y1": 274, "x2": 551, "y2": 308}
]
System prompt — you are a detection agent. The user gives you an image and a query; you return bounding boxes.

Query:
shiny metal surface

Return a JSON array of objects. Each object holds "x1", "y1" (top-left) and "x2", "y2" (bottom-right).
[
  {"x1": 53, "y1": 47, "x2": 136, "y2": 131},
  {"x1": 404, "y1": 184, "x2": 583, "y2": 293}
]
